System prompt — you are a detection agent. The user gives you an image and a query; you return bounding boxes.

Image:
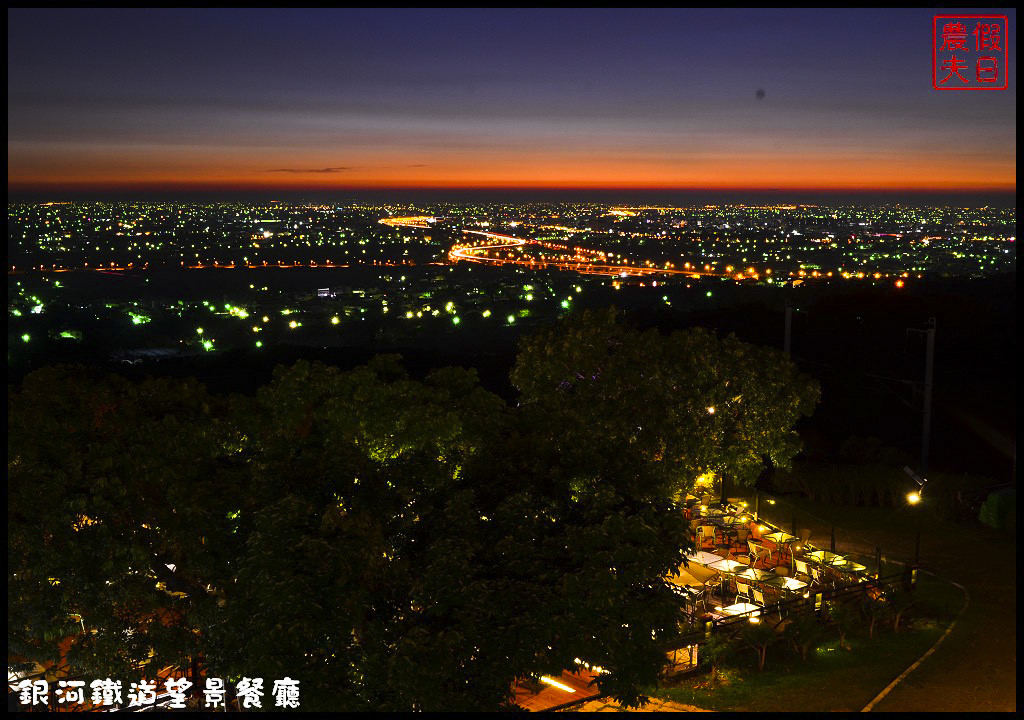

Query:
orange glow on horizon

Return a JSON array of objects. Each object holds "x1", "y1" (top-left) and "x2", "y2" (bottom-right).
[{"x1": 8, "y1": 144, "x2": 1015, "y2": 195}]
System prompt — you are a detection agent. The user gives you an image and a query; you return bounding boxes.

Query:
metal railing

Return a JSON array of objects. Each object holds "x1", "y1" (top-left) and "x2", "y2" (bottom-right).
[{"x1": 661, "y1": 564, "x2": 915, "y2": 669}]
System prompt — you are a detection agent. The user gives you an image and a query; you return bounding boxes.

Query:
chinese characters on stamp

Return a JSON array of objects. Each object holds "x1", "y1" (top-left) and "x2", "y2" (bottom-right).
[{"x1": 934, "y1": 15, "x2": 1009, "y2": 90}]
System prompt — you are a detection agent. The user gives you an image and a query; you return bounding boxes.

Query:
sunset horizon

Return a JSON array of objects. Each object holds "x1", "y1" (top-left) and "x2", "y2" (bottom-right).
[{"x1": 9, "y1": 8, "x2": 1016, "y2": 203}]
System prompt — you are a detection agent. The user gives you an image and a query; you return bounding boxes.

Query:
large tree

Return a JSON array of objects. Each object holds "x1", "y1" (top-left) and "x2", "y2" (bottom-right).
[
  {"x1": 511, "y1": 308, "x2": 821, "y2": 498},
  {"x1": 8, "y1": 365, "x2": 238, "y2": 684}
]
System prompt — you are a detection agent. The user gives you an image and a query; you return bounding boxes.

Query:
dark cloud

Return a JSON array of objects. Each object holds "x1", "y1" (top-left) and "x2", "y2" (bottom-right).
[{"x1": 260, "y1": 167, "x2": 352, "y2": 173}]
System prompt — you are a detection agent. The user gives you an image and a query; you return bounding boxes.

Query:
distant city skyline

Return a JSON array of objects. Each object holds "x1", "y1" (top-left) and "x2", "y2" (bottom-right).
[{"x1": 7, "y1": 8, "x2": 1017, "y2": 201}]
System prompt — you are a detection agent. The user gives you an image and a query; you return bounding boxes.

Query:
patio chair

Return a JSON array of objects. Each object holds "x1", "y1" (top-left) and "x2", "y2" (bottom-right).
[
  {"x1": 748, "y1": 539, "x2": 772, "y2": 566},
  {"x1": 705, "y1": 576, "x2": 723, "y2": 603},
  {"x1": 698, "y1": 525, "x2": 718, "y2": 550},
  {"x1": 810, "y1": 565, "x2": 829, "y2": 589},
  {"x1": 752, "y1": 588, "x2": 782, "y2": 620},
  {"x1": 735, "y1": 581, "x2": 753, "y2": 605},
  {"x1": 773, "y1": 565, "x2": 790, "y2": 577},
  {"x1": 733, "y1": 525, "x2": 751, "y2": 551},
  {"x1": 687, "y1": 587, "x2": 707, "y2": 616},
  {"x1": 793, "y1": 558, "x2": 811, "y2": 581}
]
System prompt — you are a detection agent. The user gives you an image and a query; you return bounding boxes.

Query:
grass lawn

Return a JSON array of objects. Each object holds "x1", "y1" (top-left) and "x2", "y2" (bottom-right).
[
  {"x1": 653, "y1": 622, "x2": 944, "y2": 712},
  {"x1": 650, "y1": 559, "x2": 964, "y2": 712}
]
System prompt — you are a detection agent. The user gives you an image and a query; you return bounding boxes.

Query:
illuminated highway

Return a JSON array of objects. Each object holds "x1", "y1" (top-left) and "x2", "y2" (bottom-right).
[
  {"x1": 375, "y1": 218, "x2": 729, "y2": 279},
  {"x1": 449, "y1": 230, "x2": 726, "y2": 279}
]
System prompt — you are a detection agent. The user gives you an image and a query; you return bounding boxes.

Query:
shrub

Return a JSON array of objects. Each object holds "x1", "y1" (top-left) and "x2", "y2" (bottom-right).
[
  {"x1": 700, "y1": 633, "x2": 736, "y2": 686},
  {"x1": 782, "y1": 611, "x2": 826, "y2": 661},
  {"x1": 883, "y1": 587, "x2": 914, "y2": 633},
  {"x1": 861, "y1": 596, "x2": 888, "y2": 639},
  {"x1": 740, "y1": 620, "x2": 777, "y2": 671},
  {"x1": 825, "y1": 599, "x2": 859, "y2": 650}
]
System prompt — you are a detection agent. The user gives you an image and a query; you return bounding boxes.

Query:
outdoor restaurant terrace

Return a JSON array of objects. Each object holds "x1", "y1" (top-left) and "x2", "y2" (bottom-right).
[{"x1": 512, "y1": 491, "x2": 914, "y2": 711}]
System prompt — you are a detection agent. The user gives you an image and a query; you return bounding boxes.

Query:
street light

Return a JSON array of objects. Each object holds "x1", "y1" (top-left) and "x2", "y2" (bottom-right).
[{"x1": 903, "y1": 467, "x2": 928, "y2": 565}]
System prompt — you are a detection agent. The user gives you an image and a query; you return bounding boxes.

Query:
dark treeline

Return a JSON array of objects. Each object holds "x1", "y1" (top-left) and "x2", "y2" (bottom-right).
[{"x1": 14, "y1": 275, "x2": 1011, "y2": 480}]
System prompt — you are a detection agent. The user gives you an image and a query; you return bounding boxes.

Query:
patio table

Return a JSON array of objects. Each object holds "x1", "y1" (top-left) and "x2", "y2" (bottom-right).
[
  {"x1": 760, "y1": 530, "x2": 796, "y2": 566},
  {"x1": 716, "y1": 602, "x2": 761, "y2": 617},
  {"x1": 806, "y1": 550, "x2": 845, "y2": 565},
  {"x1": 671, "y1": 583, "x2": 702, "y2": 597},
  {"x1": 761, "y1": 575, "x2": 808, "y2": 592},
  {"x1": 763, "y1": 530, "x2": 797, "y2": 546},
  {"x1": 684, "y1": 551, "x2": 723, "y2": 566},
  {"x1": 736, "y1": 566, "x2": 773, "y2": 581},
  {"x1": 709, "y1": 558, "x2": 747, "y2": 573},
  {"x1": 831, "y1": 560, "x2": 867, "y2": 574}
]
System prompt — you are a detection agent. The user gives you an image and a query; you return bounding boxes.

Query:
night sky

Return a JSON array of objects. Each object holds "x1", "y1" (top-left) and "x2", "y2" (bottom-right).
[{"x1": 7, "y1": 8, "x2": 1017, "y2": 200}]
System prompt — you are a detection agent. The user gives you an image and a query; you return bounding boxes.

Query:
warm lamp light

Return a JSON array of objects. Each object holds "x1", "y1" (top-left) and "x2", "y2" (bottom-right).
[
  {"x1": 907, "y1": 492, "x2": 921, "y2": 505},
  {"x1": 539, "y1": 676, "x2": 575, "y2": 693}
]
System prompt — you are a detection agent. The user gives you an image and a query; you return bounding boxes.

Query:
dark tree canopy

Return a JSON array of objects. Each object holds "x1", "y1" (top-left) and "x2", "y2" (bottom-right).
[
  {"x1": 512, "y1": 308, "x2": 820, "y2": 496},
  {"x1": 9, "y1": 312, "x2": 818, "y2": 710}
]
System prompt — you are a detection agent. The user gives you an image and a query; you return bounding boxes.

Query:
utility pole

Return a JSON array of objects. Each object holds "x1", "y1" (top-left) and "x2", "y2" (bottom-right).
[
  {"x1": 907, "y1": 317, "x2": 936, "y2": 476},
  {"x1": 920, "y1": 318, "x2": 936, "y2": 476}
]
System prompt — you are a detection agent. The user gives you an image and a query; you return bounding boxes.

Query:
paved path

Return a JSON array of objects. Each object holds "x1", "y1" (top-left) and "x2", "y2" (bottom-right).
[
  {"x1": 789, "y1": 503, "x2": 1016, "y2": 712},
  {"x1": 869, "y1": 523, "x2": 1015, "y2": 712}
]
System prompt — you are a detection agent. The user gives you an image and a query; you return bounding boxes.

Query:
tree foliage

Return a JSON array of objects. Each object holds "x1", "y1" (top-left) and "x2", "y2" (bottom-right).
[
  {"x1": 9, "y1": 312, "x2": 819, "y2": 710},
  {"x1": 512, "y1": 308, "x2": 819, "y2": 496},
  {"x1": 825, "y1": 599, "x2": 859, "y2": 650},
  {"x1": 739, "y1": 620, "x2": 777, "y2": 671},
  {"x1": 699, "y1": 632, "x2": 736, "y2": 686},
  {"x1": 782, "y1": 610, "x2": 826, "y2": 661}
]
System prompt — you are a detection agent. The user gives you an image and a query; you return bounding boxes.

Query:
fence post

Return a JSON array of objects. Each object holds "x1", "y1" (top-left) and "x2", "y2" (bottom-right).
[{"x1": 874, "y1": 546, "x2": 882, "y2": 578}]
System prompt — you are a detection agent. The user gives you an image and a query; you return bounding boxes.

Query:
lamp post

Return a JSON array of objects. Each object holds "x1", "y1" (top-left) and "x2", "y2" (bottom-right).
[{"x1": 903, "y1": 466, "x2": 927, "y2": 565}]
